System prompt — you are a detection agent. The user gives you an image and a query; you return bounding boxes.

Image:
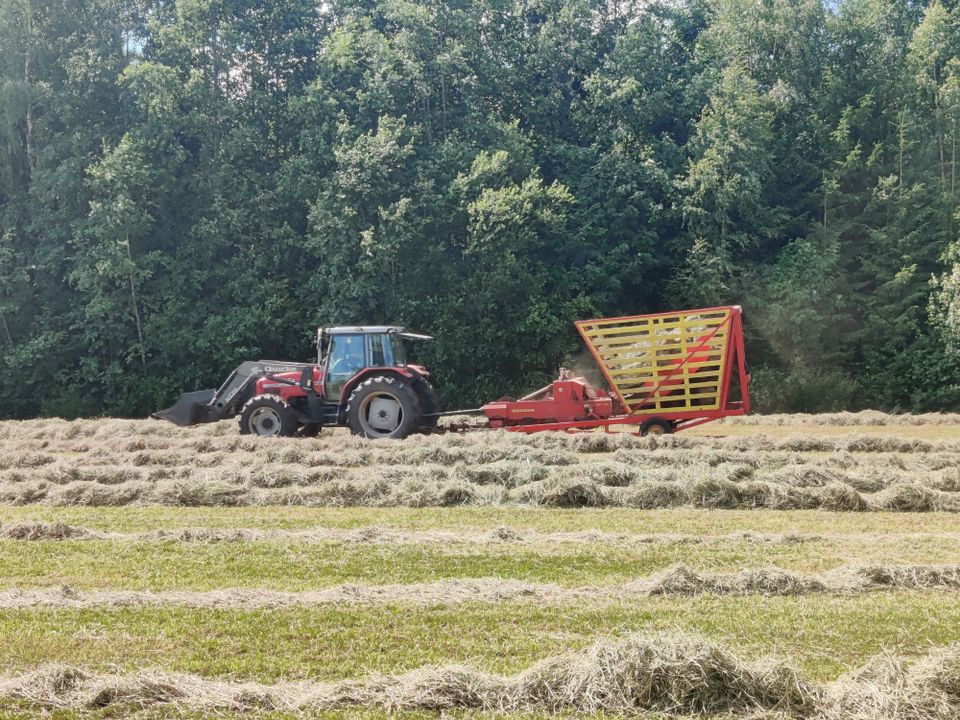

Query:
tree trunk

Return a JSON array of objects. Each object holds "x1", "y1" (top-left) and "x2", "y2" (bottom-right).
[
  {"x1": 897, "y1": 109, "x2": 906, "y2": 203},
  {"x1": 439, "y1": 22, "x2": 448, "y2": 139},
  {"x1": 951, "y1": 117, "x2": 956, "y2": 243},
  {"x1": 823, "y1": 182, "x2": 828, "y2": 231},
  {"x1": 940, "y1": 138, "x2": 947, "y2": 192},
  {"x1": 936, "y1": 90, "x2": 946, "y2": 191},
  {"x1": 125, "y1": 228, "x2": 147, "y2": 367},
  {"x1": 423, "y1": 94, "x2": 433, "y2": 145},
  {"x1": 23, "y1": 0, "x2": 35, "y2": 177}
]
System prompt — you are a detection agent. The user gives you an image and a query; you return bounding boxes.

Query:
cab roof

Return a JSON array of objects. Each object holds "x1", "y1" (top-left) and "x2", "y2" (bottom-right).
[
  {"x1": 324, "y1": 325, "x2": 404, "y2": 335},
  {"x1": 321, "y1": 326, "x2": 433, "y2": 340}
]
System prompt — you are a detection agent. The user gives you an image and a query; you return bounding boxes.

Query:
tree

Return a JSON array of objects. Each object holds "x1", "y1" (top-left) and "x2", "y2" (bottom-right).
[
  {"x1": 3, "y1": 0, "x2": 960, "y2": 418},
  {"x1": 675, "y1": 63, "x2": 782, "y2": 304}
]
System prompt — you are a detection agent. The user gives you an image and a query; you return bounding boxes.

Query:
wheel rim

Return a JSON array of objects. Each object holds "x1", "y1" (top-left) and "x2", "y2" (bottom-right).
[
  {"x1": 647, "y1": 424, "x2": 666, "y2": 437},
  {"x1": 358, "y1": 392, "x2": 403, "y2": 437},
  {"x1": 249, "y1": 407, "x2": 282, "y2": 436}
]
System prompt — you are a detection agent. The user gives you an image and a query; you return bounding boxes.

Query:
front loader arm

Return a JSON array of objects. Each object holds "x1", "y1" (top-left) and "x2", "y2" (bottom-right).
[{"x1": 152, "y1": 361, "x2": 316, "y2": 427}]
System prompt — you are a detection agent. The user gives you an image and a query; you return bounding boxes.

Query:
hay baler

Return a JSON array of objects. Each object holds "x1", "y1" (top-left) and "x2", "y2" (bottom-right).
[{"x1": 480, "y1": 305, "x2": 750, "y2": 435}]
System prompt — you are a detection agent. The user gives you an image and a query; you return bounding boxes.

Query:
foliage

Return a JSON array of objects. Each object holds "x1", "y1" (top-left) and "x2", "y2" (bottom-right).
[{"x1": 2, "y1": 0, "x2": 960, "y2": 415}]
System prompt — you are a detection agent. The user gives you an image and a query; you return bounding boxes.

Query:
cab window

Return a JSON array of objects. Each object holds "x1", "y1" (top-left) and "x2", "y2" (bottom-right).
[
  {"x1": 366, "y1": 334, "x2": 394, "y2": 366},
  {"x1": 325, "y1": 334, "x2": 365, "y2": 401}
]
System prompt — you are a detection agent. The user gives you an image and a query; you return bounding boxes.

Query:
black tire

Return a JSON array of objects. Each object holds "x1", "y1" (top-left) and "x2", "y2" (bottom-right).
[
  {"x1": 412, "y1": 377, "x2": 440, "y2": 430},
  {"x1": 640, "y1": 417, "x2": 673, "y2": 437},
  {"x1": 345, "y1": 376, "x2": 421, "y2": 439},
  {"x1": 299, "y1": 423, "x2": 322, "y2": 437},
  {"x1": 238, "y1": 395, "x2": 299, "y2": 437}
]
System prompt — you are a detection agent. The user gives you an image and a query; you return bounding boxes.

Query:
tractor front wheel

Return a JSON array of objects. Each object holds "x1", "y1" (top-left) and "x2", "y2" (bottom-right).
[
  {"x1": 239, "y1": 395, "x2": 299, "y2": 437},
  {"x1": 345, "y1": 376, "x2": 421, "y2": 439}
]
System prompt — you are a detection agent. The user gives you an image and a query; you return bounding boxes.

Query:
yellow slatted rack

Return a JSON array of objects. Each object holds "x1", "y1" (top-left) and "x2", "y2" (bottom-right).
[{"x1": 575, "y1": 307, "x2": 733, "y2": 415}]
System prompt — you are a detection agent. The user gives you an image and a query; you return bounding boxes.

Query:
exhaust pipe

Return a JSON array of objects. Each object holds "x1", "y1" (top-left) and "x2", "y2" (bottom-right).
[{"x1": 151, "y1": 389, "x2": 219, "y2": 427}]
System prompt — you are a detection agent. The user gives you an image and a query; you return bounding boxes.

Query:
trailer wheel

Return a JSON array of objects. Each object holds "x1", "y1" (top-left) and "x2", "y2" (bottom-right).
[
  {"x1": 345, "y1": 376, "x2": 421, "y2": 439},
  {"x1": 640, "y1": 418, "x2": 673, "y2": 437},
  {"x1": 238, "y1": 395, "x2": 299, "y2": 437}
]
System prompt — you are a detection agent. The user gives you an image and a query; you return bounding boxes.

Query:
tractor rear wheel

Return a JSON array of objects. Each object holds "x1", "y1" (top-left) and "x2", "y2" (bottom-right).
[
  {"x1": 412, "y1": 377, "x2": 440, "y2": 430},
  {"x1": 346, "y1": 376, "x2": 421, "y2": 439},
  {"x1": 640, "y1": 417, "x2": 673, "y2": 437},
  {"x1": 239, "y1": 395, "x2": 299, "y2": 437}
]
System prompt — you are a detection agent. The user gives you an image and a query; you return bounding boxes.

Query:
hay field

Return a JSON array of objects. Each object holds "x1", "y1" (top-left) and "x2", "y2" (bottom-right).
[{"x1": 1, "y1": 413, "x2": 960, "y2": 719}]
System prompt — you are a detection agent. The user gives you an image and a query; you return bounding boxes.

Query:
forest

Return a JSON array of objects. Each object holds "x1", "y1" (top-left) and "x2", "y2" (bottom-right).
[{"x1": 2, "y1": 0, "x2": 960, "y2": 417}]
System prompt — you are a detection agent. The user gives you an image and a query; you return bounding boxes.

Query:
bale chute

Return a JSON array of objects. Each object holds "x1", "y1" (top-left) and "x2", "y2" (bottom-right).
[{"x1": 575, "y1": 306, "x2": 747, "y2": 420}]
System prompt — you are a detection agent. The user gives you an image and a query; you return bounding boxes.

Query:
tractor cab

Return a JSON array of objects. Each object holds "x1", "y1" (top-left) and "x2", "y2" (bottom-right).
[{"x1": 317, "y1": 326, "x2": 432, "y2": 401}]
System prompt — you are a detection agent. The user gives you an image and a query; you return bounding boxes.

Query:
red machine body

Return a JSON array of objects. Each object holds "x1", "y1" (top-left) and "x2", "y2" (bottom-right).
[
  {"x1": 483, "y1": 373, "x2": 616, "y2": 428},
  {"x1": 252, "y1": 365, "x2": 430, "y2": 405}
]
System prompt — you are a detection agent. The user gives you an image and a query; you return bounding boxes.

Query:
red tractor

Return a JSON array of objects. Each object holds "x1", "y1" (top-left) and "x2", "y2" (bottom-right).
[{"x1": 153, "y1": 326, "x2": 439, "y2": 439}]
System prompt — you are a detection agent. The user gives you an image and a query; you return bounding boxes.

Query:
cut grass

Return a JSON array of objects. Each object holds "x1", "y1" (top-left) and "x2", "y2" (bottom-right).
[
  {"x1": 693, "y1": 422, "x2": 960, "y2": 440},
  {"x1": 5, "y1": 416, "x2": 960, "y2": 510},
  {"x1": 0, "y1": 633, "x2": 819, "y2": 714},
  {"x1": 1, "y1": 506, "x2": 959, "y2": 535},
  {"x1": 5, "y1": 564, "x2": 960, "y2": 610},
  {"x1": 0, "y1": 711, "x2": 612, "y2": 720},
  {"x1": 0, "y1": 592, "x2": 958, "y2": 683},
  {"x1": 1, "y1": 416, "x2": 959, "y2": 719}
]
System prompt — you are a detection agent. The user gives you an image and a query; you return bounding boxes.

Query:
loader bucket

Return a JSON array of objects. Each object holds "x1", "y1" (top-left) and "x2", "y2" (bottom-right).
[{"x1": 151, "y1": 389, "x2": 218, "y2": 427}]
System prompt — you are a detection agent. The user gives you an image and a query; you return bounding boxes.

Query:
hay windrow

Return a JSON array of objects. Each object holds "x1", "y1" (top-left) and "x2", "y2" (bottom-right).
[
  {"x1": 0, "y1": 520, "x2": 89, "y2": 540},
  {"x1": 633, "y1": 566, "x2": 827, "y2": 597},
  {"x1": 4, "y1": 471, "x2": 960, "y2": 509},
  {"x1": 2, "y1": 418, "x2": 960, "y2": 510},
  {"x1": 5, "y1": 633, "x2": 960, "y2": 717},
  {"x1": 0, "y1": 522, "x2": 838, "y2": 546},
  {"x1": 824, "y1": 642, "x2": 960, "y2": 720},
  {"x1": 625, "y1": 563, "x2": 960, "y2": 597},
  {"x1": 852, "y1": 565, "x2": 960, "y2": 589},
  {"x1": 3, "y1": 564, "x2": 960, "y2": 609},
  {"x1": 724, "y1": 411, "x2": 960, "y2": 426},
  {"x1": 0, "y1": 633, "x2": 820, "y2": 714}
]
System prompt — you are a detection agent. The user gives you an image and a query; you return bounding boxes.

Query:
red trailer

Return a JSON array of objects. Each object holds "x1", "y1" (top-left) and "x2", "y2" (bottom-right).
[{"x1": 481, "y1": 305, "x2": 750, "y2": 435}]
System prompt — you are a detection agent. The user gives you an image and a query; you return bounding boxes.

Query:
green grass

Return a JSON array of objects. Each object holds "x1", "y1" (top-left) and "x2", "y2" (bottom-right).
[
  {"x1": 0, "y1": 538, "x2": 823, "y2": 590},
  {"x1": 0, "y1": 592, "x2": 956, "y2": 683},
  {"x1": 3, "y1": 530, "x2": 960, "y2": 591},
  {"x1": 2, "y1": 506, "x2": 960, "y2": 534}
]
